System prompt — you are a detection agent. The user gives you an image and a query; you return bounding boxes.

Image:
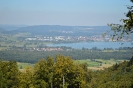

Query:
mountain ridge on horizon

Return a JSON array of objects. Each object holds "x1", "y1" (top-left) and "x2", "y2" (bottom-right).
[
  {"x1": 0, "y1": 24, "x2": 111, "y2": 36},
  {"x1": 0, "y1": 24, "x2": 109, "y2": 30}
]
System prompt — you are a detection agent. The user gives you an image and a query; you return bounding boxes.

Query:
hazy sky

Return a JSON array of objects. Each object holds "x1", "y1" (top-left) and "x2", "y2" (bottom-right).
[{"x1": 0, "y1": 0, "x2": 131, "y2": 26}]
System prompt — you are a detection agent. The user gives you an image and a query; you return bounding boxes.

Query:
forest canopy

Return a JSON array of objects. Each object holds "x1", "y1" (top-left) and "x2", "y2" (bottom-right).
[{"x1": 0, "y1": 55, "x2": 133, "y2": 88}]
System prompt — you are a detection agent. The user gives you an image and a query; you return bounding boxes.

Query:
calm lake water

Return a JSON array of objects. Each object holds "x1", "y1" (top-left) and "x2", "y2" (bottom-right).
[{"x1": 47, "y1": 42, "x2": 133, "y2": 49}]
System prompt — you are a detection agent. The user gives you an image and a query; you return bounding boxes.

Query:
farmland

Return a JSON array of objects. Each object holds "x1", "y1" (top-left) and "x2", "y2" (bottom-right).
[{"x1": 75, "y1": 59, "x2": 126, "y2": 70}]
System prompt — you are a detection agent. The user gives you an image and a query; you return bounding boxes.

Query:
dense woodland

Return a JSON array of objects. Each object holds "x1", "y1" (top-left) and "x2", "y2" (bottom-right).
[
  {"x1": 0, "y1": 55, "x2": 133, "y2": 88},
  {"x1": 0, "y1": 48, "x2": 132, "y2": 63}
]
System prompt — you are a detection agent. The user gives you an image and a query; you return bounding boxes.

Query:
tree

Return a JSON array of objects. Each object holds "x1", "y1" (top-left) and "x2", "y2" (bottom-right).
[
  {"x1": 0, "y1": 61, "x2": 19, "y2": 88},
  {"x1": 46, "y1": 56, "x2": 54, "y2": 88},
  {"x1": 108, "y1": 0, "x2": 133, "y2": 40},
  {"x1": 33, "y1": 59, "x2": 48, "y2": 88},
  {"x1": 128, "y1": 56, "x2": 133, "y2": 66},
  {"x1": 0, "y1": 61, "x2": 7, "y2": 88},
  {"x1": 18, "y1": 66, "x2": 34, "y2": 88},
  {"x1": 53, "y1": 55, "x2": 86, "y2": 88},
  {"x1": 33, "y1": 57, "x2": 54, "y2": 88},
  {"x1": 6, "y1": 61, "x2": 19, "y2": 88}
]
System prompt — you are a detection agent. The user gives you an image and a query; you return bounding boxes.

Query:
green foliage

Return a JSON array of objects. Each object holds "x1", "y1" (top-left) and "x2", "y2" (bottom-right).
[
  {"x1": 17, "y1": 55, "x2": 89, "y2": 88},
  {"x1": 87, "y1": 58, "x2": 133, "y2": 88},
  {"x1": 33, "y1": 59, "x2": 49, "y2": 87},
  {"x1": 108, "y1": 0, "x2": 133, "y2": 40},
  {"x1": 128, "y1": 56, "x2": 133, "y2": 66},
  {"x1": 18, "y1": 66, "x2": 34, "y2": 88},
  {"x1": 1, "y1": 55, "x2": 133, "y2": 88},
  {"x1": 0, "y1": 61, "x2": 19, "y2": 88},
  {"x1": 53, "y1": 55, "x2": 86, "y2": 88},
  {"x1": 0, "y1": 48, "x2": 132, "y2": 63}
]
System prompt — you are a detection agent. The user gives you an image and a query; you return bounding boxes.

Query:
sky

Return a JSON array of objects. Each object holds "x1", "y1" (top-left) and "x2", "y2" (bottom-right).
[{"x1": 0, "y1": 0, "x2": 132, "y2": 26}]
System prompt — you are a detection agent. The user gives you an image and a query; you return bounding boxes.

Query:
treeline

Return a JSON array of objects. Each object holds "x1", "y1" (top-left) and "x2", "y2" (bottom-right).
[
  {"x1": 0, "y1": 49, "x2": 132, "y2": 63},
  {"x1": 0, "y1": 55, "x2": 89, "y2": 88},
  {"x1": 88, "y1": 56, "x2": 133, "y2": 87},
  {"x1": 0, "y1": 55, "x2": 133, "y2": 88}
]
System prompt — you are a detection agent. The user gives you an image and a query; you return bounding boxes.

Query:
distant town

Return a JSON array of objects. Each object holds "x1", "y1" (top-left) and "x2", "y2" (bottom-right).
[
  {"x1": 25, "y1": 35, "x2": 132, "y2": 42},
  {"x1": 0, "y1": 25, "x2": 133, "y2": 51}
]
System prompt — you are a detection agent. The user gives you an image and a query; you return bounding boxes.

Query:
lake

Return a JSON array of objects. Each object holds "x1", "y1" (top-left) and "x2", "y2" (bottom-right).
[{"x1": 47, "y1": 42, "x2": 133, "y2": 49}]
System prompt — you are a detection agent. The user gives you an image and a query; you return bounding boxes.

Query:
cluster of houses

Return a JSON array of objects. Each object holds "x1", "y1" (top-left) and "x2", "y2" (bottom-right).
[
  {"x1": 33, "y1": 47, "x2": 63, "y2": 51},
  {"x1": 25, "y1": 35, "x2": 132, "y2": 42}
]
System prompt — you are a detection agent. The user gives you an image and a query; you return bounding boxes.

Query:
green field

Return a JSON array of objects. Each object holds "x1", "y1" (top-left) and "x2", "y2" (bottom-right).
[
  {"x1": 75, "y1": 59, "x2": 99, "y2": 67},
  {"x1": 17, "y1": 62, "x2": 34, "y2": 69},
  {"x1": 75, "y1": 59, "x2": 126, "y2": 70}
]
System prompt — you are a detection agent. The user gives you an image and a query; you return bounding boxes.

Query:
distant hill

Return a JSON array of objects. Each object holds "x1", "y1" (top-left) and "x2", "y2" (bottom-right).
[
  {"x1": 0, "y1": 24, "x2": 26, "y2": 31},
  {"x1": 14, "y1": 25, "x2": 111, "y2": 36},
  {"x1": 0, "y1": 25, "x2": 112, "y2": 36},
  {"x1": 0, "y1": 28, "x2": 7, "y2": 33}
]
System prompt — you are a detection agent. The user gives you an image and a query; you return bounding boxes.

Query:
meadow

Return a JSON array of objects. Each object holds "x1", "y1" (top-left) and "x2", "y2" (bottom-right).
[
  {"x1": 75, "y1": 59, "x2": 125, "y2": 70},
  {"x1": 17, "y1": 62, "x2": 34, "y2": 69}
]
